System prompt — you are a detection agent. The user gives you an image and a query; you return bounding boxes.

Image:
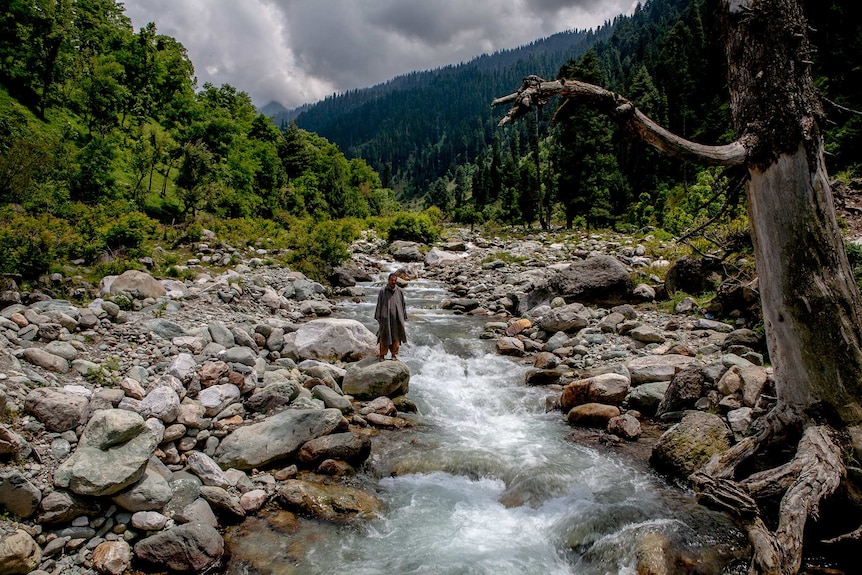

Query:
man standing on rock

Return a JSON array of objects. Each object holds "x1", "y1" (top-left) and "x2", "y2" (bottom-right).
[{"x1": 374, "y1": 273, "x2": 407, "y2": 361}]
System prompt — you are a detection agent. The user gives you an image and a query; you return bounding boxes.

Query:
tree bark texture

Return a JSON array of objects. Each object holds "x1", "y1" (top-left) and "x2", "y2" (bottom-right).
[{"x1": 721, "y1": 0, "x2": 862, "y2": 424}]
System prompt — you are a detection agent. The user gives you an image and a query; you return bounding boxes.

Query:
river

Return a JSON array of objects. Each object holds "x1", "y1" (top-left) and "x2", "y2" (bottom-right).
[{"x1": 224, "y1": 269, "x2": 746, "y2": 575}]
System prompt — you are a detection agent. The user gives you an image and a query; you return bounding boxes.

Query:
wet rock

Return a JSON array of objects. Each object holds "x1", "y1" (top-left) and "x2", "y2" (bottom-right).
[
  {"x1": 504, "y1": 318, "x2": 532, "y2": 336},
  {"x1": 561, "y1": 373, "x2": 630, "y2": 410},
  {"x1": 199, "y1": 485, "x2": 245, "y2": 519},
  {"x1": 650, "y1": 411, "x2": 733, "y2": 480},
  {"x1": 524, "y1": 368, "x2": 563, "y2": 386},
  {"x1": 175, "y1": 498, "x2": 218, "y2": 527},
  {"x1": 277, "y1": 479, "x2": 381, "y2": 522},
  {"x1": 239, "y1": 489, "x2": 268, "y2": 513},
  {"x1": 366, "y1": 413, "x2": 408, "y2": 429},
  {"x1": 495, "y1": 336, "x2": 525, "y2": 356},
  {"x1": 341, "y1": 357, "x2": 410, "y2": 400},
  {"x1": 297, "y1": 432, "x2": 371, "y2": 467},
  {"x1": 566, "y1": 403, "x2": 621, "y2": 427},
  {"x1": 607, "y1": 413, "x2": 641, "y2": 440}
]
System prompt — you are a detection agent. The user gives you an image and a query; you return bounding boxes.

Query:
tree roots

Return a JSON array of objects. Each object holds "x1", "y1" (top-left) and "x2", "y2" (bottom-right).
[{"x1": 691, "y1": 411, "x2": 845, "y2": 575}]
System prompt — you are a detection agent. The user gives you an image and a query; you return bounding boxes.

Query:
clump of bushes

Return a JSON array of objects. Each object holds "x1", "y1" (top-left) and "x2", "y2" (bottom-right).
[
  {"x1": 386, "y1": 211, "x2": 440, "y2": 244},
  {"x1": 285, "y1": 218, "x2": 360, "y2": 282}
]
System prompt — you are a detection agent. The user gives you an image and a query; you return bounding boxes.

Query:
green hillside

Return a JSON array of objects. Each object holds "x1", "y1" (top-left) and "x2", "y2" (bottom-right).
[
  {"x1": 0, "y1": 0, "x2": 403, "y2": 285},
  {"x1": 1, "y1": 0, "x2": 860, "y2": 291}
]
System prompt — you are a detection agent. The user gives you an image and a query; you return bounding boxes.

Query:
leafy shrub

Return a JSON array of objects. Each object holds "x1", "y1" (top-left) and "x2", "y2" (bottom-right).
[
  {"x1": 0, "y1": 209, "x2": 86, "y2": 279},
  {"x1": 386, "y1": 212, "x2": 440, "y2": 244},
  {"x1": 102, "y1": 212, "x2": 156, "y2": 256},
  {"x1": 209, "y1": 217, "x2": 291, "y2": 249},
  {"x1": 174, "y1": 222, "x2": 203, "y2": 246},
  {"x1": 286, "y1": 218, "x2": 360, "y2": 281}
]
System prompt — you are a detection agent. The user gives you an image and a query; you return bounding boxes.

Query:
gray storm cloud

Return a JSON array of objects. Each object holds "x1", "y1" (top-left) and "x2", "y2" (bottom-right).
[{"x1": 124, "y1": 0, "x2": 636, "y2": 108}]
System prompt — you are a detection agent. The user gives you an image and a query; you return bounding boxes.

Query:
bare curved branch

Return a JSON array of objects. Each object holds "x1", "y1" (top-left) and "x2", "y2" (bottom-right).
[{"x1": 493, "y1": 77, "x2": 753, "y2": 166}]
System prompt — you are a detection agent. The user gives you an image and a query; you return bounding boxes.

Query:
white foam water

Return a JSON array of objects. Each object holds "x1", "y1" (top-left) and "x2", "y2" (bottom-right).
[{"x1": 226, "y1": 271, "x2": 746, "y2": 575}]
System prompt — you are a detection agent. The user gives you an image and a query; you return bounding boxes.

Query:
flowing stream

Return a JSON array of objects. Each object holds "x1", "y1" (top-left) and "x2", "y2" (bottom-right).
[{"x1": 225, "y1": 269, "x2": 746, "y2": 575}]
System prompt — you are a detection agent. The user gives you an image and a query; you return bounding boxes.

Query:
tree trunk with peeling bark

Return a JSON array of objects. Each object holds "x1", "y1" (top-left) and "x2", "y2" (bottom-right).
[{"x1": 493, "y1": 1, "x2": 862, "y2": 573}]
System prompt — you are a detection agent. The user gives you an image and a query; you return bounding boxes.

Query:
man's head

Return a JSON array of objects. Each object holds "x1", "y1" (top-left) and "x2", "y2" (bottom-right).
[{"x1": 387, "y1": 273, "x2": 398, "y2": 288}]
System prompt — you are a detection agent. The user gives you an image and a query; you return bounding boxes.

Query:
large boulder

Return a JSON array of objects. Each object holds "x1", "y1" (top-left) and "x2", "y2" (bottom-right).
[
  {"x1": 0, "y1": 469, "x2": 41, "y2": 518},
  {"x1": 664, "y1": 255, "x2": 719, "y2": 296},
  {"x1": 341, "y1": 357, "x2": 410, "y2": 400},
  {"x1": 108, "y1": 270, "x2": 167, "y2": 299},
  {"x1": 133, "y1": 523, "x2": 224, "y2": 573},
  {"x1": 627, "y1": 354, "x2": 702, "y2": 385},
  {"x1": 0, "y1": 529, "x2": 41, "y2": 575},
  {"x1": 277, "y1": 479, "x2": 381, "y2": 522},
  {"x1": 111, "y1": 466, "x2": 173, "y2": 512},
  {"x1": 424, "y1": 247, "x2": 465, "y2": 267},
  {"x1": 283, "y1": 319, "x2": 377, "y2": 362},
  {"x1": 566, "y1": 403, "x2": 621, "y2": 427},
  {"x1": 297, "y1": 432, "x2": 372, "y2": 467},
  {"x1": 390, "y1": 241, "x2": 424, "y2": 262},
  {"x1": 24, "y1": 387, "x2": 88, "y2": 432},
  {"x1": 655, "y1": 364, "x2": 708, "y2": 417},
  {"x1": 649, "y1": 411, "x2": 733, "y2": 481},
  {"x1": 215, "y1": 408, "x2": 343, "y2": 470},
  {"x1": 560, "y1": 372, "x2": 631, "y2": 410},
  {"x1": 519, "y1": 255, "x2": 634, "y2": 312},
  {"x1": 53, "y1": 409, "x2": 157, "y2": 497},
  {"x1": 538, "y1": 302, "x2": 591, "y2": 333}
]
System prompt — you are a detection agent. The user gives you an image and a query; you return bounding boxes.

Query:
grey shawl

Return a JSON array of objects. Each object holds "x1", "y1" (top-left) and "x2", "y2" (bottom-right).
[{"x1": 374, "y1": 285, "x2": 407, "y2": 346}]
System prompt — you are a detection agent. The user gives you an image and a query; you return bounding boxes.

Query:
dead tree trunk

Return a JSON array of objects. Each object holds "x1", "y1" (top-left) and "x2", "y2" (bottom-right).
[{"x1": 493, "y1": 1, "x2": 862, "y2": 573}]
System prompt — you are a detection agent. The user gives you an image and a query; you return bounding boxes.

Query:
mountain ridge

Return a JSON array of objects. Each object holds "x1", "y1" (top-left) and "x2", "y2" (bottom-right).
[{"x1": 262, "y1": 24, "x2": 616, "y2": 193}]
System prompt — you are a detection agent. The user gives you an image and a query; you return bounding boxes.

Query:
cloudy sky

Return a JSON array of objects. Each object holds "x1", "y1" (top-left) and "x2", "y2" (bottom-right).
[{"x1": 123, "y1": 0, "x2": 638, "y2": 110}]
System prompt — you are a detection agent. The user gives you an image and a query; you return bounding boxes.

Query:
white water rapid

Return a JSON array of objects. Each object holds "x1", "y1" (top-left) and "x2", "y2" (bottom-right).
[{"x1": 225, "y1": 270, "x2": 746, "y2": 575}]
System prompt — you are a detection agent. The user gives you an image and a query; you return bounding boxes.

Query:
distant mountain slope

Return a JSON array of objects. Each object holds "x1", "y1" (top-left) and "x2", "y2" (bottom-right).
[{"x1": 268, "y1": 25, "x2": 616, "y2": 194}]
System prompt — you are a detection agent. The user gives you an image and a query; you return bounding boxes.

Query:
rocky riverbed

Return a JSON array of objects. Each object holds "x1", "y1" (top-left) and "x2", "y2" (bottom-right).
[{"x1": 0, "y1": 227, "x2": 858, "y2": 574}]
